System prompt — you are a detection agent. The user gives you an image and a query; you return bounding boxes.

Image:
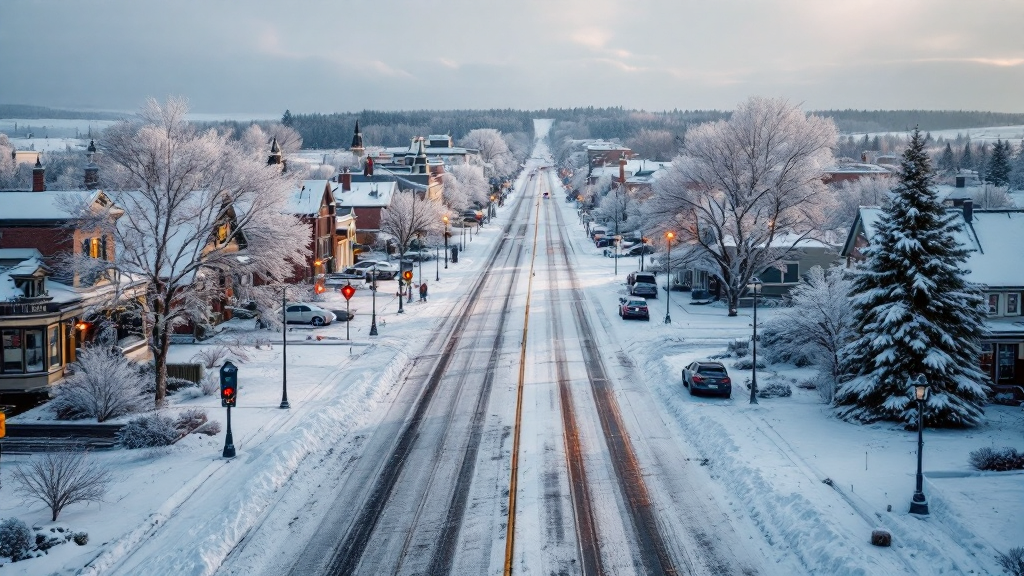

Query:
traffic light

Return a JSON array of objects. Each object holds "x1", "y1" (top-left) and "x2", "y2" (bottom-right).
[
  {"x1": 314, "y1": 281, "x2": 325, "y2": 294},
  {"x1": 220, "y1": 360, "x2": 237, "y2": 408},
  {"x1": 402, "y1": 270, "x2": 413, "y2": 282},
  {"x1": 340, "y1": 283, "x2": 355, "y2": 300}
]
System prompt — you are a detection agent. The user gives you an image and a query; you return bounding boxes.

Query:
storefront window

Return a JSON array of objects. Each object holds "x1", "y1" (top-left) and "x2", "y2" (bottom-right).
[
  {"x1": 2, "y1": 329, "x2": 23, "y2": 373},
  {"x1": 25, "y1": 329, "x2": 44, "y2": 372},
  {"x1": 0, "y1": 328, "x2": 51, "y2": 374},
  {"x1": 48, "y1": 325, "x2": 61, "y2": 368}
]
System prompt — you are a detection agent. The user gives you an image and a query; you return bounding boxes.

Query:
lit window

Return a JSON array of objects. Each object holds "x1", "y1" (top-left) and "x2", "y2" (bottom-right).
[
  {"x1": 1008, "y1": 293, "x2": 1020, "y2": 316},
  {"x1": 988, "y1": 294, "x2": 1000, "y2": 315}
]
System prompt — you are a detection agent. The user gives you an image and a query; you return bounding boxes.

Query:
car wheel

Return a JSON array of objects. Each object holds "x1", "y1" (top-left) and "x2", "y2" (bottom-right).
[{"x1": 311, "y1": 316, "x2": 325, "y2": 326}]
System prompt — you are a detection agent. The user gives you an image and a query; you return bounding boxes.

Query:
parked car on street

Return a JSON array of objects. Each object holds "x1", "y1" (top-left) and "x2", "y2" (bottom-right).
[
  {"x1": 402, "y1": 249, "x2": 434, "y2": 262},
  {"x1": 618, "y1": 297, "x2": 650, "y2": 320},
  {"x1": 627, "y1": 271, "x2": 657, "y2": 287},
  {"x1": 350, "y1": 260, "x2": 399, "y2": 279},
  {"x1": 329, "y1": 267, "x2": 370, "y2": 281},
  {"x1": 682, "y1": 361, "x2": 733, "y2": 398},
  {"x1": 630, "y1": 282, "x2": 659, "y2": 299},
  {"x1": 604, "y1": 243, "x2": 655, "y2": 258},
  {"x1": 284, "y1": 302, "x2": 336, "y2": 326}
]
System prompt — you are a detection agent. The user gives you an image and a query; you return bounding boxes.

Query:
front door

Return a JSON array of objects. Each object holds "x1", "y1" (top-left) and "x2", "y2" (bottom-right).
[{"x1": 996, "y1": 343, "x2": 1017, "y2": 383}]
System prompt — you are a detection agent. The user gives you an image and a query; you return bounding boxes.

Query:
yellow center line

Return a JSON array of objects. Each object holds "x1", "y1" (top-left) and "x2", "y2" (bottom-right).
[{"x1": 503, "y1": 183, "x2": 544, "y2": 576}]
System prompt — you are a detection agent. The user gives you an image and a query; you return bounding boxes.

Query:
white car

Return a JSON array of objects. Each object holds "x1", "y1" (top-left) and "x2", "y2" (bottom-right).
[
  {"x1": 284, "y1": 302, "x2": 336, "y2": 326},
  {"x1": 351, "y1": 260, "x2": 399, "y2": 279}
]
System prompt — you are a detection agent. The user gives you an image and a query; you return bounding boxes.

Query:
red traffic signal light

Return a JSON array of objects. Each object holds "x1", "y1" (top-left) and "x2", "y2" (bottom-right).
[
  {"x1": 340, "y1": 284, "x2": 355, "y2": 300},
  {"x1": 220, "y1": 360, "x2": 238, "y2": 408},
  {"x1": 402, "y1": 270, "x2": 413, "y2": 281}
]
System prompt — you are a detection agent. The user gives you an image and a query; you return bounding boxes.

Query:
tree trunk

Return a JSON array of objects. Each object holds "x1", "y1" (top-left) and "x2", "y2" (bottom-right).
[{"x1": 153, "y1": 320, "x2": 170, "y2": 408}]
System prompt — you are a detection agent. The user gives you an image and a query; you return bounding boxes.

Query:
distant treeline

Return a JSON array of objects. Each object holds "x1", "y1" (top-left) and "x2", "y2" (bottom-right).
[
  {"x1": 278, "y1": 107, "x2": 1024, "y2": 150},
  {"x1": 270, "y1": 107, "x2": 727, "y2": 149},
  {"x1": 0, "y1": 104, "x2": 124, "y2": 121},
  {"x1": 6, "y1": 103, "x2": 1024, "y2": 149},
  {"x1": 815, "y1": 109, "x2": 1024, "y2": 135}
]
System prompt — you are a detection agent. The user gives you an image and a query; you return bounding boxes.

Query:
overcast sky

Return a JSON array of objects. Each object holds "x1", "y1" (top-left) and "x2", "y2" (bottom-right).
[{"x1": 2, "y1": 0, "x2": 1022, "y2": 116}]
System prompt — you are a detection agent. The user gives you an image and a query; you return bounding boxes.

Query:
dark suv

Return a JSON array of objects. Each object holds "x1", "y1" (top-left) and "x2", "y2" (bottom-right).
[{"x1": 682, "y1": 361, "x2": 732, "y2": 398}]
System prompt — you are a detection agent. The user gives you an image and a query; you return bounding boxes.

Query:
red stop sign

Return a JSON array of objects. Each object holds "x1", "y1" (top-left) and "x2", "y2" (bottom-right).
[{"x1": 341, "y1": 284, "x2": 355, "y2": 300}]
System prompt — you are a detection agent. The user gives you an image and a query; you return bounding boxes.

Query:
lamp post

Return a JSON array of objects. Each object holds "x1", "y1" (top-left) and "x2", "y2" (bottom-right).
[
  {"x1": 398, "y1": 272, "x2": 405, "y2": 314},
  {"x1": 435, "y1": 244, "x2": 440, "y2": 281},
  {"x1": 461, "y1": 223, "x2": 466, "y2": 251},
  {"x1": 443, "y1": 215, "x2": 449, "y2": 269},
  {"x1": 614, "y1": 186, "x2": 620, "y2": 277},
  {"x1": 664, "y1": 231, "x2": 675, "y2": 324},
  {"x1": 747, "y1": 277, "x2": 762, "y2": 405},
  {"x1": 280, "y1": 289, "x2": 290, "y2": 409},
  {"x1": 369, "y1": 265, "x2": 379, "y2": 336},
  {"x1": 489, "y1": 194, "x2": 496, "y2": 222},
  {"x1": 909, "y1": 375, "x2": 931, "y2": 515}
]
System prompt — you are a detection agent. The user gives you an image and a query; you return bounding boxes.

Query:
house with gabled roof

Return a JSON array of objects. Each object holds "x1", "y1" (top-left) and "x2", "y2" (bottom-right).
[
  {"x1": 283, "y1": 180, "x2": 339, "y2": 280},
  {"x1": 841, "y1": 200, "x2": 1024, "y2": 390}
]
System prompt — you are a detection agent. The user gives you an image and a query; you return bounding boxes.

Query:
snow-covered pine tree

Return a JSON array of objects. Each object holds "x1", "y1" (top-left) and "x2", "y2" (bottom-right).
[
  {"x1": 961, "y1": 136, "x2": 973, "y2": 170},
  {"x1": 1011, "y1": 140, "x2": 1024, "y2": 190},
  {"x1": 986, "y1": 140, "x2": 1011, "y2": 188},
  {"x1": 938, "y1": 142, "x2": 956, "y2": 174},
  {"x1": 836, "y1": 128, "x2": 990, "y2": 427}
]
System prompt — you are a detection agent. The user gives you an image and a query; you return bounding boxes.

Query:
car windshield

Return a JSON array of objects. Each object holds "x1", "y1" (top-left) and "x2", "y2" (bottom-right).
[{"x1": 627, "y1": 300, "x2": 646, "y2": 307}]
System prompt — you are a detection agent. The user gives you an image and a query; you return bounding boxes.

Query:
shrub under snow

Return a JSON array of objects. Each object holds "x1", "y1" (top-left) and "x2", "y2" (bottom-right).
[
  {"x1": 756, "y1": 381, "x2": 793, "y2": 399},
  {"x1": 49, "y1": 346, "x2": 148, "y2": 422},
  {"x1": 968, "y1": 447, "x2": 1024, "y2": 472},
  {"x1": 0, "y1": 517, "x2": 33, "y2": 561},
  {"x1": 117, "y1": 413, "x2": 180, "y2": 449}
]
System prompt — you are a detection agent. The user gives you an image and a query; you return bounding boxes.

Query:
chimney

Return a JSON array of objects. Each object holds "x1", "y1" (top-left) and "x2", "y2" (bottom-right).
[
  {"x1": 341, "y1": 169, "x2": 352, "y2": 191},
  {"x1": 955, "y1": 175, "x2": 966, "y2": 188},
  {"x1": 32, "y1": 158, "x2": 45, "y2": 192},
  {"x1": 364, "y1": 156, "x2": 374, "y2": 177},
  {"x1": 962, "y1": 199, "x2": 973, "y2": 223},
  {"x1": 618, "y1": 154, "x2": 627, "y2": 185}
]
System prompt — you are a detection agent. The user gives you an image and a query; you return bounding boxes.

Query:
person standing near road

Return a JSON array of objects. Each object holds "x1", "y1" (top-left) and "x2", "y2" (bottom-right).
[{"x1": 419, "y1": 282, "x2": 428, "y2": 302}]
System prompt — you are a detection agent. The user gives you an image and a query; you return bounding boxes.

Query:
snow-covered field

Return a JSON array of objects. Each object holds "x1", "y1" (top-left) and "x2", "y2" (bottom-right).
[{"x1": 1, "y1": 130, "x2": 1022, "y2": 575}]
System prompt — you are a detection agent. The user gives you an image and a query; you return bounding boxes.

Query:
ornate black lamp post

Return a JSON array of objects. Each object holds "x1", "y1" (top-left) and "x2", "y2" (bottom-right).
[
  {"x1": 909, "y1": 375, "x2": 931, "y2": 515},
  {"x1": 443, "y1": 215, "x2": 449, "y2": 269},
  {"x1": 280, "y1": 289, "x2": 290, "y2": 409},
  {"x1": 747, "y1": 277, "x2": 762, "y2": 405},
  {"x1": 435, "y1": 244, "x2": 440, "y2": 281},
  {"x1": 664, "y1": 231, "x2": 674, "y2": 324},
  {"x1": 369, "y1": 264, "x2": 379, "y2": 336}
]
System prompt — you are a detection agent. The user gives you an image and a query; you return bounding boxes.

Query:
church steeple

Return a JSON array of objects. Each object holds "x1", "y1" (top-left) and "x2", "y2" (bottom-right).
[
  {"x1": 267, "y1": 137, "x2": 283, "y2": 166},
  {"x1": 350, "y1": 121, "x2": 364, "y2": 157}
]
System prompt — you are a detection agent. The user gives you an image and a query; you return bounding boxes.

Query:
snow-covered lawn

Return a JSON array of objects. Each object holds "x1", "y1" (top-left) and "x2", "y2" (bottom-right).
[{"x1": 2, "y1": 164, "x2": 1022, "y2": 575}]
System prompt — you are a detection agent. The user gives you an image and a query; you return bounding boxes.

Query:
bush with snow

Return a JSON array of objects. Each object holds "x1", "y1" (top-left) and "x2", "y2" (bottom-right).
[
  {"x1": 118, "y1": 413, "x2": 180, "y2": 449},
  {"x1": 997, "y1": 546, "x2": 1024, "y2": 576},
  {"x1": 173, "y1": 408, "x2": 209, "y2": 435},
  {"x1": 756, "y1": 381, "x2": 793, "y2": 399},
  {"x1": 49, "y1": 346, "x2": 148, "y2": 422},
  {"x1": 733, "y1": 356, "x2": 766, "y2": 370},
  {"x1": 0, "y1": 517, "x2": 32, "y2": 561},
  {"x1": 968, "y1": 447, "x2": 1024, "y2": 472}
]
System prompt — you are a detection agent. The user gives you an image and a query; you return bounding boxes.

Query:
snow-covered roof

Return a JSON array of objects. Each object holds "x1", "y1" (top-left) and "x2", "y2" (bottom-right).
[
  {"x1": 0, "y1": 249, "x2": 80, "y2": 304},
  {"x1": 850, "y1": 206, "x2": 1024, "y2": 288},
  {"x1": 284, "y1": 180, "x2": 335, "y2": 215},
  {"x1": 586, "y1": 141, "x2": 629, "y2": 152},
  {"x1": 335, "y1": 180, "x2": 398, "y2": 209},
  {"x1": 825, "y1": 162, "x2": 893, "y2": 176},
  {"x1": 0, "y1": 190, "x2": 112, "y2": 221}
]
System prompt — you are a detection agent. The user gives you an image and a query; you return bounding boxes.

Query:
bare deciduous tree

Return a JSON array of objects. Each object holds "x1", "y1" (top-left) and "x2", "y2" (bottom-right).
[
  {"x1": 379, "y1": 190, "x2": 444, "y2": 262},
  {"x1": 459, "y1": 129, "x2": 517, "y2": 178},
  {"x1": 68, "y1": 97, "x2": 309, "y2": 406},
  {"x1": 650, "y1": 97, "x2": 838, "y2": 315},
  {"x1": 13, "y1": 450, "x2": 111, "y2": 521},
  {"x1": 50, "y1": 346, "x2": 148, "y2": 422}
]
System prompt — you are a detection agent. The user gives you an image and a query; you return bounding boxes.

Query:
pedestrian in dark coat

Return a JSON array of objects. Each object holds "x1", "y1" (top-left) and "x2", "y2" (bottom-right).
[{"x1": 419, "y1": 282, "x2": 428, "y2": 302}]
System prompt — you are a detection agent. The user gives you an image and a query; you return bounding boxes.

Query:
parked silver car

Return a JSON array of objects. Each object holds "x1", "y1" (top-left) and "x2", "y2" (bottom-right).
[{"x1": 284, "y1": 302, "x2": 336, "y2": 326}]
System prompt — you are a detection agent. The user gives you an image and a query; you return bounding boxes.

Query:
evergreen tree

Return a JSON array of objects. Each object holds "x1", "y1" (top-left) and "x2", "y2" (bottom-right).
[
  {"x1": 836, "y1": 128, "x2": 989, "y2": 427},
  {"x1": 1010, "y1": 140, "x2": 1024, "y2": 190},
  {"x1": 961, "y1": 136, "x2": 973, "y2": 170},
  {"x1": 985, "y1": 139, "x2": 1011, "y2": 187},
  {"x1": 938, "y1": 142, "x2": 956, "y2": 173},
  {"x1": 281, "y1": 109, "x2": 293, "y2": 127},
  {"x1": 977, "y1": 142, "x2": 989, "y2": 176}
]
